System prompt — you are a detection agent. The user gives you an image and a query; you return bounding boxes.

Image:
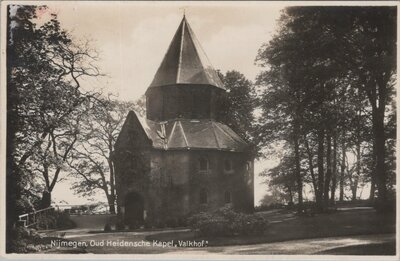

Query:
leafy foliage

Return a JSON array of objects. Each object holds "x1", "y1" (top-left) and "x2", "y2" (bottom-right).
[
  {"x1": 68, "y1": 96, "x2": 144, "y2": 213},
  {"x1": 218, "y1": 71, "x2": 257, "y2": 145},
  {"x1": 255, "y1": 6, "x2": 396, "y2": 211},
  {"x1": 188, "y1": 206, "x2": 269, "y2": 237}
]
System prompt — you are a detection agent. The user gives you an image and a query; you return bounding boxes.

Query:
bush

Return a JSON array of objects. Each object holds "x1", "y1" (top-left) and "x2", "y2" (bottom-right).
[
  {"x1": 56, "y1": 212, "x2": 76, "y2": 229},
  {"x1": 116, "y1": 221, "x2": 125, "y2": 231},
  {"x1": 144, "y1": 219, "x2": 152, "y2": 229},
  {"x1": 104, "y1": 223, "x2": 112, "y2": 232},
  {"x1": 188, "y1": 206, "x2": 269, "y2": 237},
  {"x1": 7, "y1": 226, "x2": 44, "y2": 253},
  {"x1": 166, "y1": 218, "x2": 178, "y2": 228},
  {"x1": 177, "y1": 217, "x2": 188, "y2": 227},
  {"x1": 35, "y1": 211, "x2": 75, "y2": 230},
  {"x1": 255, "y1": 203, "x2": 285, "y2": 212}
]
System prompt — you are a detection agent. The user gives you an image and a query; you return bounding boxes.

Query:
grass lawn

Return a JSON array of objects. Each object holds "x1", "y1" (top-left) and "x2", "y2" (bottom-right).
[
  {"x1": 146, "y1": 208, "x2": 395, "y2": 247},
  {"x1": 316, "y1": 241, "x2": 396, "y2": 255}
]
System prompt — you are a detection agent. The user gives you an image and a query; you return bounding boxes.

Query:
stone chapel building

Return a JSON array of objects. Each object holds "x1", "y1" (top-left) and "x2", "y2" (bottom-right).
[{"x1": 114, "y1": 16, "x2": 254, "y2": 227}]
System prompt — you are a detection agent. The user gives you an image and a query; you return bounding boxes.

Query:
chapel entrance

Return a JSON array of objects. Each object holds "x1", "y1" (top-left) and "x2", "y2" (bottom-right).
[{"x1": 124, "y1": 192, "x2": 144, "y2": 228}]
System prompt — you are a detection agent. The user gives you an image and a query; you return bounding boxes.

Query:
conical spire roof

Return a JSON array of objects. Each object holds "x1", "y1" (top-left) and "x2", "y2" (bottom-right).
[{"x1": 148, "y1": 16, "x2": 225, "y2": 90}]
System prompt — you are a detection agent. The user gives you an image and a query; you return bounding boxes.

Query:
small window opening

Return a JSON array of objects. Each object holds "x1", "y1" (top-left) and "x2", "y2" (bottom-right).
[
  {"x1": 224, "y1": 191, "x2": 232, "y2": 204},
  {"x1": 224, "y1": 159, "x2": 233, "y2": 172},
  {"x1": 199, "y1": 157, "x2": 209, "y2": 171},
  {"x1": 246, "y1": 161, "x2": 251, "y2": 171},
  {"x1": 200, "y1": 189, "x2": 208, "y2": 204}
]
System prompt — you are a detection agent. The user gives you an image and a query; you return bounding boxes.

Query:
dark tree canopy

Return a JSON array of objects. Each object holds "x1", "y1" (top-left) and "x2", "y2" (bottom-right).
[
  {"x1": 217, "y1": 70, "x2": 257, "y2": 146},
  {"x1": 255, "y1": 6, "x2": 396, "y2": 212},
  {"x1": 7, "y1": 6, "x2": 102, "y2": 251}
]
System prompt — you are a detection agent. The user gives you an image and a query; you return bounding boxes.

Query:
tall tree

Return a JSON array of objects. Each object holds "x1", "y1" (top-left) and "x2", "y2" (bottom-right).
[
  {"x1": 7, "y1": 5, "x2": 40, "y2": 252},
  {"x1": 68, "y1": 96, "x2": 144, "y2": 213},
  {"x1": 7, "y1": 5, "x2": 102, "y2": 251},
  {"x1": 31, "y1": 106, "x2": 88, "y2": 208},
  {"x1": 218, "y1": 70, "x2": 256, "y2": 144},
  {"x1": 261, "y1": 154, "x2": 298, "y2": 205},
  {"x1": 255, "y1": 6, "x2": 396, "y2": 212},
  {"x1": 344, "y1": 8, "x2": 396, "y2": 210},
  {"x1": 255, "y1": 7, "x2": 345, "y2": 211}
]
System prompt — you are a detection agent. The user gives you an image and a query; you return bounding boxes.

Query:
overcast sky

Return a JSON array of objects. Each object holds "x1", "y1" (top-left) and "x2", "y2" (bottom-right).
[{"x1": 33, "y1": 1, "x2": 286, "y2": 205}]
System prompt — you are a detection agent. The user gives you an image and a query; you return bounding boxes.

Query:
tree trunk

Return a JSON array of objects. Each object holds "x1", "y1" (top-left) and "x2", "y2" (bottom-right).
[
  {"x1": 351, "y1": 180, "x2": 358, "y2": 201},
  {"x1": 330, "y1": 135, "x2": 337, "y2": 204},
  {"x1": 316, "y1": 127, "x2": 325, "y2": 211},
  {"x1": 6, "y1": 6, "x2": 23, "y2": 252},
  {"x1": 108, "y1": 158, "x2": 116, "y2": 214},
  {"x1": 369, "y1": 126, "x2": 377, "y2": 203},
  {"x1": 40, "y1": 190, "x2": 52, "y2": 209},
  {"x1": 324, "y1": 133, "x2": 332, "y2": 208},
  {"x1": 369, "y1": 174, "x2": 376, "y2": 202},
  {"x1": 373, "y1": 106, "x2": 387, "y2": 210},
  {"x1": 288, "y1": 186, "x2": 293, "y2": 204},
  {"x1": 107, "y1": 195, "x2": 116, "y2": 214},
  {"x1": 293, "y1": 128, "x2": 303, "y2": 212},
  {"x1": 41, "y1": 166, "x2": 52, "y2": 209},
  {"x1": 339, "y1": 132, "x2": 346, "y2": 202},
  {"x1": 304, "y1": 137, "x2": 318, "y2": 199},
  {"x1": 353, "y1": 132, "x2": 362, "y2": 202}
]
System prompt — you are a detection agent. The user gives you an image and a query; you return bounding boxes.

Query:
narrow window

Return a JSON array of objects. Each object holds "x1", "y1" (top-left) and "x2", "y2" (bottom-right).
[
  {"x1": 200, "y1": 189, "x2": 208, "y2": 204},
  {"x1": 224, "y1": 191, "x2": 231, "y2": 204},
  {"x1": 199, "y1": 157, "x2": 209, "y2": 172},
  {"x1": 224, "y1": 159, "x2": 233, "y2": 172},
  {"x1": 246, "y1": 161, "x2": 251, "y2": 171}
]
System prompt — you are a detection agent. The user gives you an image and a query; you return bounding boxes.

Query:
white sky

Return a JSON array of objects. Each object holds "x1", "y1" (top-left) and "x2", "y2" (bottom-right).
[{"x1": 33, "y1": 1, "x2": 286, "y2": 205}]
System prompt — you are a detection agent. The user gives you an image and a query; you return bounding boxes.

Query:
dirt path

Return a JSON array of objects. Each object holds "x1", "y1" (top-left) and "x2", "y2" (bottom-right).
[
  {"x1": 162, "y1": 233, "x2": 395, "y2": 255},
  {"x1": 45, "y1": 231, "x2": 395, "y2": 255}
]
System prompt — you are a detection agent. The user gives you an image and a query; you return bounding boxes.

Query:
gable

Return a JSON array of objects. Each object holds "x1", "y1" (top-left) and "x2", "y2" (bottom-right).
[{"x1": 115, "y1": 111, "x2": 152, "y2": 151}]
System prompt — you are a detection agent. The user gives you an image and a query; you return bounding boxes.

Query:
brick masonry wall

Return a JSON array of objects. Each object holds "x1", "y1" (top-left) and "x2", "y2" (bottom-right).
[
  {"x1": 115, "y1": 147, "x2": 254, "y2": 226},
  {"x1": 146, "y1": 84, "x2": 223, "y2": 121}
]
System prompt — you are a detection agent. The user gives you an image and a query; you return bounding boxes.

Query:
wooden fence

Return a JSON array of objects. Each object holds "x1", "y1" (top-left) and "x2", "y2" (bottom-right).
[{"x1": 18, "y1": 206, "x2": 55, "y2": 228}]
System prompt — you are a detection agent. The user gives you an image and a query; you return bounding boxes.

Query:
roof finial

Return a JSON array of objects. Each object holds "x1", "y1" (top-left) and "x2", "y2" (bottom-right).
[{"x1": 179, "y1": 7, "x2": 186, "y2": 19}]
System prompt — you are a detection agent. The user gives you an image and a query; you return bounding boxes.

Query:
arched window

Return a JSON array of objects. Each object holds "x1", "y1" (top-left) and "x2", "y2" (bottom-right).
[
  {"x1": 224, "y1": 191, "x2": 232, "y2": 204},
  {"x1": 224, "y1": 159, "x2": 233, "y2": 172},
  {"x1": 198, "y1": 157, "x2": 209, "y2": 172},
  {"x1": 199, "y1": 189, "x2": 208, "y2": 204}
]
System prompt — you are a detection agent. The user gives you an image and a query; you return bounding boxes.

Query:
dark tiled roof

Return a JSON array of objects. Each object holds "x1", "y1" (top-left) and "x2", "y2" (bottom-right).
[
  {"x1": 133, "y1": 111, "x2": 248, "y2": 152},
  {"x1": 148, "y1": 16, "x2": 225, "y2": 90}
]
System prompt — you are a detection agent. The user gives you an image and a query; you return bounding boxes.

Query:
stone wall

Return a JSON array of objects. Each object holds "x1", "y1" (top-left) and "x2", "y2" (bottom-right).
[
  {"x1": 115, "y1": 147, "x2": 254, "y2": 227},
  {"x1": 146, "y1": 84, "x2": 223, "y2": 121}
]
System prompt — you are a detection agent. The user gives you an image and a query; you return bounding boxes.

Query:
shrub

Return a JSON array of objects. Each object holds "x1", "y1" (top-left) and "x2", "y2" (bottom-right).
[
  {"x1": 177, "y1": 217, "x2": 188, "y2": 227},
  {"x1": 7, "y1": 226, "x2": 44, "y2": 253},
  {"x1": 55, "y1": 212, "x2": 76, "y2": 229},
  {"x1": 166, "y1": 218, "x2": 178, "y2": 228},
  {"x1": 189, "y1": 213, "x2": 231, "y2": 237},
  {"x1": 144, "y1": 219, "x2": 152, "y2": 229},
  {"x1": 104, "y1": 223, "x2": 112, "y2": 232},
  {"x1": 116, "y1": 221, "x2": 125, "y2": 231},
  {"x1": 188, "y1": 206, "x2": 269, "y2": 237},
  {"x1": 35, "y1": 211, "x2": 75, "y2": 230}
]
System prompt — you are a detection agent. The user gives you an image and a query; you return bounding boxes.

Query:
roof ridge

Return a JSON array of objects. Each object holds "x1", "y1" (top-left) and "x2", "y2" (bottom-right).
[
  {"x1": 176, "y1": 17, "x2": 185, "y2": 83},
  {"x1": 131, "y1": 118, "x2": 247, "y2": 152},
  {"x1": 210, "y1": 121, "x2": 221, "y2": 149},
  {"x1": 147, "y1": 16, "x2": 225, "y2": 90},
  {"x1": 166, "y1": 121, "x2": 178, "y2": 149},
  {"x1": 184, "y1": 18, "x2": 224, "y2": 87},
  {"x1": 213, "y1": 122, "x2": 242, "y2": 145},
  {"x1": 178, "y1": 121, "x2": 190, "y2": 148}
]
